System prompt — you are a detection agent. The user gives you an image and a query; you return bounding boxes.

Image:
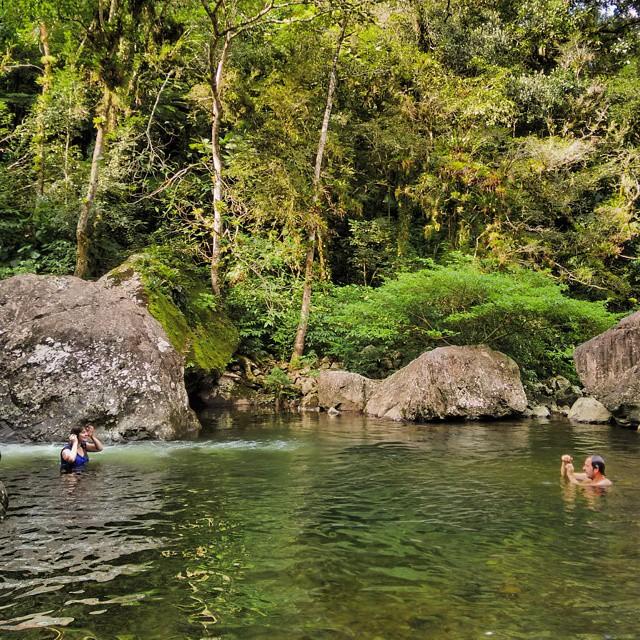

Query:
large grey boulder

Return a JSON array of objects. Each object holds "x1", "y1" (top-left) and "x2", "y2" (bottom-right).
[
  {"x1": 0, "y1": 449, "x2": 6, "y2": 519},
  {"x1": 0, "y1": 274, "x2": 200, "y2": 441},
  {"x1": 568, "y1": 397, "x2": 612, "y2": 424},
  {"x1": 317, "y1": 370, "x2": 381, "y2": 412},
  {"x1": 365, "y1": 346, "x2": 527, "y2": 421},
  {"x1": 574, "y1": 311, "x2": 640, "y2": 426},
  {"x1": 317, "y1": 346, "x2": 527, "y2": 422}
]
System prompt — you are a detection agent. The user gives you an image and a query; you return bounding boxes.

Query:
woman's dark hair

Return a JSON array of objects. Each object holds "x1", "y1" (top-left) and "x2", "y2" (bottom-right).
[{"x1": 70, "y1": 426, "x2": 83, "y2": 437}]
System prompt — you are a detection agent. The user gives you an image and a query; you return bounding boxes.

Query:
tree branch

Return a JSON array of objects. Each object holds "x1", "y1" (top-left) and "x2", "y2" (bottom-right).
[
  {"x1": 145, "y1": 69, "x2": 174, "y2": 164},
  {"x1": 132, "y1": 163, "x2": 203, "y2": 204},
  {"x1": 2, "y1": 63, "x2": 44, "y2": 73}
]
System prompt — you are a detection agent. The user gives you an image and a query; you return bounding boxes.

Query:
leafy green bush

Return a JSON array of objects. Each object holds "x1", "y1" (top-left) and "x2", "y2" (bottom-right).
[
  {"x1": 263, "y1": 367, "x2": 298, "y2": 400},
  {"x1": 306, "y1": 259, "x2": 619, "y2": 382},
  {"x1": 224, "y1": 234, "x2": 304, "y2": 360}
]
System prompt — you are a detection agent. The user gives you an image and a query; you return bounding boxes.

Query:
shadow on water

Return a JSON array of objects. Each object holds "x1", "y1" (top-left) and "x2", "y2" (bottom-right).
[{"x1": 0, "y1": 414, "x2": 639, "y2": 639}]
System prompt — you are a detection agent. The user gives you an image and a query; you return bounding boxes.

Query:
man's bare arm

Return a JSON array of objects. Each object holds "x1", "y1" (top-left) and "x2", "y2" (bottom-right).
[{"x1": 561, "y1": 455, "x2": 587, "y2": 483}]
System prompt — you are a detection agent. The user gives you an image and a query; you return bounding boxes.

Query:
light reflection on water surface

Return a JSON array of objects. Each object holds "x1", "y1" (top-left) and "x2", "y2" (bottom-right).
[{"x1": 0, "y1": 413, "x2": 639, "y2": 639}]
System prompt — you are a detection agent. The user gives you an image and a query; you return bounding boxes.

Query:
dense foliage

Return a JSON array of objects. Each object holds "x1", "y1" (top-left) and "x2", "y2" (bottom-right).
[
  {"x1": 1, "y1": 0, "x2": 638, "y2": 379},
  {"x1": 307, "y1": 260, "x2": 619, "y2": 381},
  {"x1": 224, "y1": 256, "x2": 618, "y2": 380}
]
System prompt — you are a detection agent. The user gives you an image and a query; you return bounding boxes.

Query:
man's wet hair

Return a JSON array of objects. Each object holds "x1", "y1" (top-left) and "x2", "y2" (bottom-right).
[{"x1": 590, "y1": 455, "x2": 606, "y2": 475}]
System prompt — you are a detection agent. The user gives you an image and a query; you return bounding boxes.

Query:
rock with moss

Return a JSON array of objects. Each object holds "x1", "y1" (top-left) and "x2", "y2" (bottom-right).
[
  {"x1": 101, "y1": 249, "x2": 238, "y2": 375},
  {"x1": 0, "y1": 273, "x2": 200, "y2": 441}
]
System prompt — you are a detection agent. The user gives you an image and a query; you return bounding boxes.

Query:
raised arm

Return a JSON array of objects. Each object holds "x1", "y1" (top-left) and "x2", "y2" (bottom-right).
[
  {"x1": 61, "y1": 434, "x2": 79, "y2": 463},
  {"x1": 561, "y1": 454, "x2": 587, "y2": 484},
  {"x1": 84, "y1": 425, "x2": 104, "y2": 452}
]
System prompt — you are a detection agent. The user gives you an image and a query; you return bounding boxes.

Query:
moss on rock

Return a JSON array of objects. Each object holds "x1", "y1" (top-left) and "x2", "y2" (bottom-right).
[{"x1": 105, "y1": 247, "x2": 238, "y2": 374}]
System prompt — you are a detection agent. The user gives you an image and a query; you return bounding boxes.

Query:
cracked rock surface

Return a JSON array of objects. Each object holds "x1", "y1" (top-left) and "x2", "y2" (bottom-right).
[
  {"x1": 318, "y1": 346, "x2": 527, "y2": 422},
  {"x1": 574, "y1": 311, "x2": 640, "y2": 426},
  {"x1": 0, "y1": 274, "x2": 200, "y2": 441}
]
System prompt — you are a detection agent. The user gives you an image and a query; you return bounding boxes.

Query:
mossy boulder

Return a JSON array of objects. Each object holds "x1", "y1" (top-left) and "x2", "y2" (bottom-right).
[
  {"x1": 101, "y1": 248, "x2": 239, "y2": 375},
  {"x1": 0, "y1": 273, "x2": 200, "y2": 441}
]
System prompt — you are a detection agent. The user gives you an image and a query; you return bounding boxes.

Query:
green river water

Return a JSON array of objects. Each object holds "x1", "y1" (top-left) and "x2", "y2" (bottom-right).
[{"x1": 0, "y1": 413, "x2": 639, "y2": 639}]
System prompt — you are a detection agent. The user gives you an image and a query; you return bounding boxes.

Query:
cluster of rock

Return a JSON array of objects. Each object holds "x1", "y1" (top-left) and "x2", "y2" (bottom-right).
[
  {"x1": 297, "y1": 312, "x2": 640, "y2": 427},
  {"x1": 0, "y1": 274, "x2": 200, "y2": 442},
  {"x1": 523, "y1": 377, "x2": 612, "y2": 423},
  {"x1": 1, "y1": 270, "x2": 639, "y2": 442},
  {"x1": 193, "y1": 357, "x2": 340, "y2": 414},
  {"x1": 573, "y1": 310, "x2": 640, "y2": 426},
  {"x1": 504, "y1": 312, "x2": 640, "y2": 427},
  {"x1": 314, "y1": 346, "x2": 528, "y2": 421}
]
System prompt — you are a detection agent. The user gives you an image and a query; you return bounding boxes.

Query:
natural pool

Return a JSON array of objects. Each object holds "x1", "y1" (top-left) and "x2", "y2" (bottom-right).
[{"x1": 0, "y1": 413, "x2": 638, "y2": 640}]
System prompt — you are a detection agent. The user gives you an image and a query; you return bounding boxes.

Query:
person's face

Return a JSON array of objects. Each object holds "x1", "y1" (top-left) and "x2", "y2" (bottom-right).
[
  {"x1": 583, "y1": 457, "x2": 594, "y2": 479},
  {"x1": 79, "y1": 428, "x2": 89, "y2": 441}
]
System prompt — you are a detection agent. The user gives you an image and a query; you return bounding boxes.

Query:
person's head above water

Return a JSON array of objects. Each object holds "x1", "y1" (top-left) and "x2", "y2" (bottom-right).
[
  {"x1": 68, "y1": 426, "x2": 89, "y2": 442},
  {"x1": 582, "y1": 455, "x2": 605, "y2": 480},
  {"x1": 561, "y1": 452, "x2": 611, "y2": 487},
  {"x1": 587, "y1": 454, "x2": 606, "y2": 476}
]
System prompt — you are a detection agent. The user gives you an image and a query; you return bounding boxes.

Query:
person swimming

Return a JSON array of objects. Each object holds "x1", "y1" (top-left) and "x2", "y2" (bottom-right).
[
  {"x1": 60, "y1": 425, "x2": 104, "y2": 472},
  {"x1": 560, "y1": 453, "x2": 612, "y2": 488}
]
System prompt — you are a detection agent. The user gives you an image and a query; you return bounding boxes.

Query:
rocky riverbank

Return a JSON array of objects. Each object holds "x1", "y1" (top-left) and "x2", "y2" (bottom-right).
[
  {"x1": 1, "y1": 270, "x2": 638, "y2": 442},
  {"x1": 192, "y1": 353, "x2": 612, "y2": 425}
]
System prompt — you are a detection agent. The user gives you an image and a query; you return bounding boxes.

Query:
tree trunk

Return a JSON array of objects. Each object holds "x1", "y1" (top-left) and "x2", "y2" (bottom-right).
[
  {"x1": 74, "y1": 91, "x2": 112, "y2": 279},
  {"x1": 209, "y1": 34, "x2": 231, "y2": 296},
  {"x1": 74, "y1": 0, "x2": 119, "y2": 278},
  {"x1": 292, "y1": 231, "x2": 317, "y2": 358},
  {"x1": 291, "y1": 19, "x2": 347, "y2": 362},
  {"x1": 36, "y1": 22, "x2": 53, "y2": 197}
]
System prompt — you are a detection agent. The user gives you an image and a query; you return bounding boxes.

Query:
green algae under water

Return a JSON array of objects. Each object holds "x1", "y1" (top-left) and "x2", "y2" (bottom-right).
[{"x1": 1, "y1": 413, "x2": 639, "y2": 640}]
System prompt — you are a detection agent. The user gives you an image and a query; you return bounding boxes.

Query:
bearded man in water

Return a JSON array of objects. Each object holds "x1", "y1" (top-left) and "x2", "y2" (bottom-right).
[{"x1": 561, "y1": 453, "x2": 612, "y2": 488}]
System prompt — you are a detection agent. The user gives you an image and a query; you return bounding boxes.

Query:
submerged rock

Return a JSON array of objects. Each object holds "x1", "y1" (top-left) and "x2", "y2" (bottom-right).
[
  {"x1": 524, "y1": 405, "x2": 551, "y2": 419},
  {"x1": 574, "y1": 311, "x2": 640, "y2": 426},
  {"x1": 318, "y1": 346, "x2": 527, "y2": 422},
  {"x1": 0, "y1": 274, "x2": 200, "y2": 441}
]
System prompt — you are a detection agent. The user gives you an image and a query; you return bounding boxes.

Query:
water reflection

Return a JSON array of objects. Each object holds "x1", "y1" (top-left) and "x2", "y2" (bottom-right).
[
  {"x1": 0, "y1": 415, "x2": 638, "y2": 639},
  {"x1": 0, "y1": 454, "x2": 168, "y2": 632}
]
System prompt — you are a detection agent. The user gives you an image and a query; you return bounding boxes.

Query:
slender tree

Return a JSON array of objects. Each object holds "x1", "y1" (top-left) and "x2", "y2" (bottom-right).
[
  {"x1": 74, "y1": 0, "x2": 120, "y2": 278},
  {"x1": 291, "y1": 14, "x2": 348, "y2": 361},
  {"x1": 34, "y1": 21, "x2": 54, "y2": 197},
  {"x1": 197, "y1": 0, "x2": 317, "y2": 295},
  {"x1": 74, "y1": 0, "x2": 166, "y2": 278}
]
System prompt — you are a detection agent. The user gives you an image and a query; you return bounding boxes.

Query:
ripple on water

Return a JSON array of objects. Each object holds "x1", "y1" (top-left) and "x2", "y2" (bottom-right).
[
  {"x1": 0, "y1": 417, "x2": 639, "y2": 639},
  {"x1": 0, "y1": 457, "x2": 168, "y2": 628}
]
